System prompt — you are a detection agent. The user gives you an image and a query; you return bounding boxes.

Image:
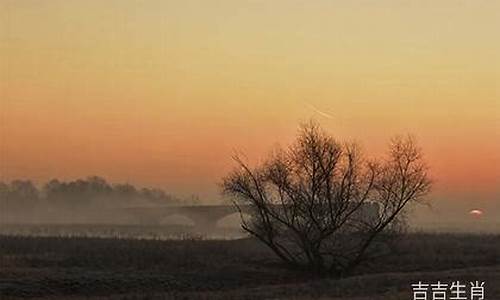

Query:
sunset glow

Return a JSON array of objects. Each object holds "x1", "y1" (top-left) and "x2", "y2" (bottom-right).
[{"x1": 1, "y1": 1, "x2": 499, "y2": 211}]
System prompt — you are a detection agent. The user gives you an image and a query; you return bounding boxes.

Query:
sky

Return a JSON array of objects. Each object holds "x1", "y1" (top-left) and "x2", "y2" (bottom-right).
[{"x1": 1, "y1": 1, "x2": 499, "y2": 221}]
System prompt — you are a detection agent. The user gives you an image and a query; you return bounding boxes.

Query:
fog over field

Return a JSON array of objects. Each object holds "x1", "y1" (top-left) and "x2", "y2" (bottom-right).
[{"x1": 1, "y1": 176, "x2": 498, "y2": 236}]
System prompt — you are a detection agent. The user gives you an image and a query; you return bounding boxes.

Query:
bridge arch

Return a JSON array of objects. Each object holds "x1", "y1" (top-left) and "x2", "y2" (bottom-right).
[
  {"x1": 119, "y1": 203, "x2": 379, "y2": 232},
  {"x1": 215, "y1": 212, "x2": 250, "y2": 228},
  {"x1": 121, "y1": 205, "x2": 252, "y2": 231},
  {"x1": 159, "y1": 214, "x2": 195, "y2": 226}
]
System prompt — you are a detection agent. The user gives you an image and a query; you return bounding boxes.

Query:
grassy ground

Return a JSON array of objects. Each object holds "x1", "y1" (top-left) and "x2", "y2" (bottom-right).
[{"x1": 0, "y1": 233, "x2": 499, "y2": 299}]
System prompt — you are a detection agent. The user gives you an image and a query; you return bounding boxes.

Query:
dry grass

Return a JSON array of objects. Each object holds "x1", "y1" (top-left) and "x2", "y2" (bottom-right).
[{"x1": 0, "y1": 232, "x2": 498, "y2": 299}]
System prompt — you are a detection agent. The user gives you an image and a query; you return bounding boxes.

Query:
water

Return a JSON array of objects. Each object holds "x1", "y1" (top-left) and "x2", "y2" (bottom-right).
[{"x1": 0, "y1": 223, "x2": 248, "y2": 240}]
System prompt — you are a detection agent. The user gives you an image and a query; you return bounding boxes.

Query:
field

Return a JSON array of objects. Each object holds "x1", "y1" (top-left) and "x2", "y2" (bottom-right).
[{"x1": 0, "y1": 229, "x2": 499, "y2": 299}]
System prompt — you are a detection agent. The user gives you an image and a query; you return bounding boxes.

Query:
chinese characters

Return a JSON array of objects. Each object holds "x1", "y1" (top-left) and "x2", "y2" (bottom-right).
[{"x1": 411, "y1": 281, "x2": 485, "y2": 300}]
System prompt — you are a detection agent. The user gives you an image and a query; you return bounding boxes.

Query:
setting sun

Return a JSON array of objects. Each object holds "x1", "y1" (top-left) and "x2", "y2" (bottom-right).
[{"x1": 469, "y1": 209, "x2": 484, "y2": 217}]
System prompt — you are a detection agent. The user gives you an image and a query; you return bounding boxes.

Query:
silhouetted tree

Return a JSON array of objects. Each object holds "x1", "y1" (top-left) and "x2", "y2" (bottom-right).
[
  {"x1": 222, "y1": 121, "x2": 431, "y2": 276},
  {"x1": 0, "y1": 180, "x2": 39, "y2": 212},
  {"x1": 0, "y1": 181, "x2": 10, "y2": 210},
  {"x1": 42, "y1": 177, "x2": 177, "y2": 209},
  {"x1": 112, "y1": 183, "x2": 138, "y2": 205},
  {"x1": 113, "y1": 183, "x2": 137, "y2": 196},
  {"x1": 43, "y1": 179, "x2": 64, "y2": 207},
  {"x1": 1, "y1": 176, "x2": 179, "y2": 218}
]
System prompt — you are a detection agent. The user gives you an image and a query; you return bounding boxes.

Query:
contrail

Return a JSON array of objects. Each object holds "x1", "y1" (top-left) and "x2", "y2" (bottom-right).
[{"x1": 304, "y1": 102, "x2": 334, "y2": 119}]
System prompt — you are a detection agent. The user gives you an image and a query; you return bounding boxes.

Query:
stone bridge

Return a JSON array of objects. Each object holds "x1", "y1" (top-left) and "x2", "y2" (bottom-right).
[
  {"x1": 121, "y1": 205, "x2": 252, "y2": 230},
  {"x1": 120, "y1": 202, "x2": 379, "y2": 231}
]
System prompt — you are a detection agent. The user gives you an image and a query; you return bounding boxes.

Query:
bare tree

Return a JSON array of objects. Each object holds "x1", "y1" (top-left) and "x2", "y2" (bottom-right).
[{"x1": 222, "y1": 121, "x2": 431, "y2": 276}]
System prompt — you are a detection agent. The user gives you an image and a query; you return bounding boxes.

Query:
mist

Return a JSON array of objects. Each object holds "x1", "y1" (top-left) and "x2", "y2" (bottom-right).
[{"x1": 0, "y1": 176, "x2": 183, "y2": 224}]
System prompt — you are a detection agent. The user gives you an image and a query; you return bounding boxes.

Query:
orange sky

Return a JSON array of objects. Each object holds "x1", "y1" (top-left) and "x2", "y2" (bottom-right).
[{"x1": 1, "y1": 1, "x2": 499, "y2": 207}]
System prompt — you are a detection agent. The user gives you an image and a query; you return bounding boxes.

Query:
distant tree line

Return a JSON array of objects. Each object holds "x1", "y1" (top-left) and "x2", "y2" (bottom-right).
[{"x1": 0, "y1": 176, "x2": 178, "y2": 213}]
